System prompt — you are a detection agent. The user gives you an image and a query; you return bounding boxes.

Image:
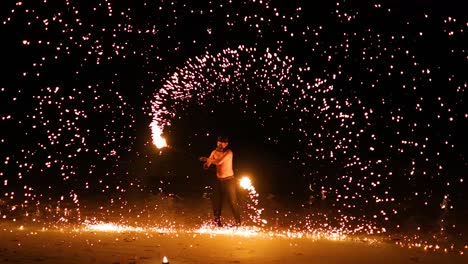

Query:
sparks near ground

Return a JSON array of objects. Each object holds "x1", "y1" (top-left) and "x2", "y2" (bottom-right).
[{"x1": 3, "y1": 221, "x2": 467, "y2": 264}]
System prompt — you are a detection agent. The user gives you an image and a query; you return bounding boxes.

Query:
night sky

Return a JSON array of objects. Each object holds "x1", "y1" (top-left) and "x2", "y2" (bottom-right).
[{"x1": 0, "y1": 0, "x2": 467, "y2": 248}]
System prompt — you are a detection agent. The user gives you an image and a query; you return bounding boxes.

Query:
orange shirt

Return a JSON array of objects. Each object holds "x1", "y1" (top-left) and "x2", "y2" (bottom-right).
[{"x1": 208, "y1": 149, "x2": 234, "y2": 179}]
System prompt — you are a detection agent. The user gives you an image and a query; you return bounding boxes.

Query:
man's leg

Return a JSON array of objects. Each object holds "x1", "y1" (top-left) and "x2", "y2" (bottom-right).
[
  {"x1": 212, "y1": 180, "x2": 223, "y2": 226},
  {"x1": 225, "y1": 178, "x2": 241, "y2": 225}
]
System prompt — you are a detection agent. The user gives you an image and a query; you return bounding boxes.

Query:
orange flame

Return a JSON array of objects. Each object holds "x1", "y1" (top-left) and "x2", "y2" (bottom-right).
[{"x1": 150, "y1": 121, "x2": 168, "y2": 149}]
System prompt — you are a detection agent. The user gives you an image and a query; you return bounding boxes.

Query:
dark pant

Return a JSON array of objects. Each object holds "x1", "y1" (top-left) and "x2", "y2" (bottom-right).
[{"x1": 212, "y1": 177, "x2": 241, "y2": 225}]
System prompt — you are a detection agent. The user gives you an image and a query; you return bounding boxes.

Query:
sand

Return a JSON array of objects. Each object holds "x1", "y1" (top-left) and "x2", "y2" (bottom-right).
[{"x1": 0, "y1": 222, "x2": 466, "y2": 264}]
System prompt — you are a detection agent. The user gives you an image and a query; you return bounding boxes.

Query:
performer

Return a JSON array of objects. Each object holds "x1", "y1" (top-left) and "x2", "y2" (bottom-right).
[{"x1": 199, "y1": 135, "x2": 241, "y2": 227}]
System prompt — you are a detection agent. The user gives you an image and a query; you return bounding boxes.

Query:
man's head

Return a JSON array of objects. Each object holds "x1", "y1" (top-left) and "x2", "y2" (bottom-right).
[
  {"x1": 216, "y1": 135, "x2": 229, "y2": 150},
  {"x1": 217, "y1": 135, "x2": 229, "y2": 143}
]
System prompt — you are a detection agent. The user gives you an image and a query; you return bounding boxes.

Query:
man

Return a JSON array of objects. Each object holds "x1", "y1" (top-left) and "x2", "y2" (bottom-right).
[{"x1": 199, "y1": 135, "x2": 241, "y2": 227}]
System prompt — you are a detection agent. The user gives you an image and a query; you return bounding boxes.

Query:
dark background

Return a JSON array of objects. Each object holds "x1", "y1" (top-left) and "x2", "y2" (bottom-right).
[{"x1": 0, "y1": 0, "x2": 466, "y2": 228}]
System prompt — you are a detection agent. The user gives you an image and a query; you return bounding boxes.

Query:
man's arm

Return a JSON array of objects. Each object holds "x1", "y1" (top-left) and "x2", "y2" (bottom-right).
[
  {"x1": 208, "y1": 150, "x2": 232, "y2": 165},
  {"x1": 200, "y1": 151, "x2": 215, "y2": 169},
  {"x1": 199, "y1": 150, "x2": 214, "y2": 162}
]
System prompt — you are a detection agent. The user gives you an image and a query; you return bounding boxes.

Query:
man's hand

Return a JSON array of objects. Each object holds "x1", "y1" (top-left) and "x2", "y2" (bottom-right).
[
  {"x1": 203, "y1": 163, "x2": 210, "y2": 170},
  {"x1": 199, "y1": 156, "x2": 208, "y2": 162}
]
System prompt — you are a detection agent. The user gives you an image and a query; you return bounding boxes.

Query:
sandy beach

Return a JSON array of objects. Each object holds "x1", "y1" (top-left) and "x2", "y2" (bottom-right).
[
  {"x1": 0, "y1": 221, "x2": 466, "y2": 264},
  {"x1": 1, "y1": 192, "x2": 466, "y2": 264}
]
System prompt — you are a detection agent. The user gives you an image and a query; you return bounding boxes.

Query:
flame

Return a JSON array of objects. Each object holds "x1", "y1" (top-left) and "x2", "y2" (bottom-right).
[
  {"x1": 162, "y1": 256, "x2": 169, "y2": 263},
  {"x1": 239, "y1": 176, "x2": 252, "y2": 190},
  {"x1": 150, "y1": 120, "x2": 167, "y2": 149}
]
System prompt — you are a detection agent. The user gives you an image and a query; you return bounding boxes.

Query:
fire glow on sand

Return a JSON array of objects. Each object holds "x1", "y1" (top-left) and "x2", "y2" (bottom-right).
[{"x1": 81, "y1": 221, "x2": 350, "y2": 241}]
